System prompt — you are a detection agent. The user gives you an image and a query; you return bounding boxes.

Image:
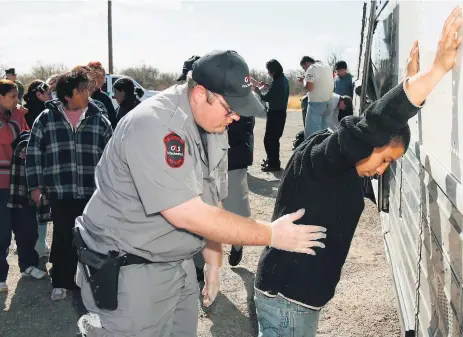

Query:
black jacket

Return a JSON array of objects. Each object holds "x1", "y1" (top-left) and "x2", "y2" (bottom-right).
[
  {"x1": 115, "y1": 98, "x2": 141, "y2": 126},
  {"x1": 227, "y1": 116, "x2": 255, "y2": 171},
  {"x1": 92, "y1": 90, "x2": 116, "y2": 128},
  {"x1": 259, "y1": 74, "x2": 290, "y2": 111},
  {"x1": 255, "y1": 82, "x2": 421, "y2": 307}
]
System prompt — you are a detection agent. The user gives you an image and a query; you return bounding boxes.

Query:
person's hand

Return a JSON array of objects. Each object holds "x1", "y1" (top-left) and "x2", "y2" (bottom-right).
[
  {"x1": 254, "y1": 86, "x2": 261, "y2": 94},
  {"x1": 406, "y1": 40, "x2": 420, "y2": 78},
  {"x1": 433, "y1": 6, "x2": 462, "y2": 75},
  {"x1": 259, "y1": 81, "x2": 269, "y2": 88},
  {"x1": 31, "y1": 189, "x2": 41, "y2": 205},
  {"x1": 202, "y1": 264, "x2": 221, "y2": 307},
  {"x1": 297, "y1": 76, "x2": 304, "y2": 83},
  {"x1": 270, "y1": 209, "x2": 327, "y2": 255}
]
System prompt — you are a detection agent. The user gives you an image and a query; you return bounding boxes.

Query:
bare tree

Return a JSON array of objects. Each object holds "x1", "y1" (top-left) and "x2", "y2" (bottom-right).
[
  {"x1": 120, "y1": 64, "x2": 160, "y2": 90},
  {"x1": 17, "y1": 62, "x2": 68, "y2": 86},
  {"x1": 326, "y1": 52, "x2": 340, "y2": 71}
]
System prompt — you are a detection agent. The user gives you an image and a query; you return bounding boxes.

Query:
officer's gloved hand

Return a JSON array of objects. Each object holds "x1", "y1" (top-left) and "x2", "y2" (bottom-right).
[
  {"x1": 270, "y1": 209, "x2": 327, "y2": 255},
  {"x1": 202, "y1": 264, "x2": 221, "y2": 307}
]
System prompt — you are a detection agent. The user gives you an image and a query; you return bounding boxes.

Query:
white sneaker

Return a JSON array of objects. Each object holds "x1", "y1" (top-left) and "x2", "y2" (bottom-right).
[
  {"x1": 77, "y1": 313, "x2": 102, "y2": 336},
  {"x1": 22, "y1": 266, "x2": 47, "y2": 280},
  {"x1": 0, "y1": 282, "x2": 8, "y2": 293}
]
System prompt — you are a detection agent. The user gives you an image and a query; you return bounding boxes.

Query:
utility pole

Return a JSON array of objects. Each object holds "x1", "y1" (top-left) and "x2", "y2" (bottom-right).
[{"x1": 108, "y1": 0, "x2": 114, "y2": 74}]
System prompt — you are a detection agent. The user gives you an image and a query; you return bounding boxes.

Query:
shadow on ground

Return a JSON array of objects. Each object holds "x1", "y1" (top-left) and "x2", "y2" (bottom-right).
[
  {"x1": 247, "y1": 172, "x2": 282, "y2": 199},
  {"x1": 201, "y1": 267, "x2": 257, "y2": 337},
  {"x1": 0, "y1": 258, "x2": 84, "y2": 337}
]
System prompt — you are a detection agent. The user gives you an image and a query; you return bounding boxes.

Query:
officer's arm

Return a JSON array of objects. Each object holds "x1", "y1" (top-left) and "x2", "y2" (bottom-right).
[
  {"x1": 202, "y1": 240, "x2": 223, "y2": 267},
  {"x1": 161, "y1": 196, "x2": 272, "y2": 246}
]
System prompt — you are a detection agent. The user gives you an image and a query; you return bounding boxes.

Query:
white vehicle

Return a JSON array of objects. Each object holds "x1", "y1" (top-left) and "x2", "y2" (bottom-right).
[
  {"x1": 355, "y1": 1, "x2": 462, "y2": 336},
  {"x1": 102, "y1": 74, "x2": 159, "y2": 108}
]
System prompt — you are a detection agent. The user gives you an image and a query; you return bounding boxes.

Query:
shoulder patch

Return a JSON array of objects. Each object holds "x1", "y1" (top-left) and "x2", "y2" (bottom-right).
[{"x1": 163, "y1": 132, "x2": 185, "y2": 168}]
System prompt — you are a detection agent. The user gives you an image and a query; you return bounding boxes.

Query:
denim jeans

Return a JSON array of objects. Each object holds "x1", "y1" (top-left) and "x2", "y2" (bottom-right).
[
  {"x1": 0, "y1": 189, "x2": 12, "y2": 282},
  {"x1": 255, "y1": 292, "x2": 321, "y2": 337},
  {"x1": 304, "y1": 100, "x2": 331, "y2": 139}
]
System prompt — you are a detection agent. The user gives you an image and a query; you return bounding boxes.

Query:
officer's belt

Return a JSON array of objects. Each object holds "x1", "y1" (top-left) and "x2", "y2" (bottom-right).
[{"x1": 73, "y1": 227, "x2": 153, "y2": 311}]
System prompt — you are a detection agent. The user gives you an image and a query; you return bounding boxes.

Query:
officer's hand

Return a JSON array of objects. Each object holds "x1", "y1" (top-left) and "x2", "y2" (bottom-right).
[
  {"x1": 202, "y1": 264, "x2": 220, "y2": 307},
  {"x1": 270, "y1": 209, "x2": 327, "y2": 255}
]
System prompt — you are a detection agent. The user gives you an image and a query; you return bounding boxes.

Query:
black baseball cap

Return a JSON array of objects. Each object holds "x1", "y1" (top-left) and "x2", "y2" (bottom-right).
[
  {"x1": 192, "y1": 50, "x2": 261, "y2": 118},
  {"x1": 5, "y1": 68, "x2": 16, "y2": 75},
  {"x1": 176, "y1": 55, "x2": 201, "y2": 81}
]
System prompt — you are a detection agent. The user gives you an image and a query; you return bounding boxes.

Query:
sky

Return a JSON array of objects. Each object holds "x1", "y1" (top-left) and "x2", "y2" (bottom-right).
[{"x1": 0, "y1": 0, "x2": 364, "y2": 75}]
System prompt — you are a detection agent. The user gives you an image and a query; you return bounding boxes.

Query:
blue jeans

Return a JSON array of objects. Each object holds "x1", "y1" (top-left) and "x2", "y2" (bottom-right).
[
  {"x1": 0, "y1": 189, "x2": 12, "y2": 282},
  {"x1": 255, "y1": 292, "x2": 321, "y2": 337},
  {"x1": 304, "y1": 101, "x2": 331, "y2": 139}
]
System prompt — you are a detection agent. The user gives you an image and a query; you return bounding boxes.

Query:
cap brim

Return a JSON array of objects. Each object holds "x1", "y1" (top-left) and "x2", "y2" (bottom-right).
[
  {"x1": 224, "y1": 91, "x2": 266, "y2": 117},
  {"x1": 176, "y1": 73, "x2": 187, "y2": 81}
]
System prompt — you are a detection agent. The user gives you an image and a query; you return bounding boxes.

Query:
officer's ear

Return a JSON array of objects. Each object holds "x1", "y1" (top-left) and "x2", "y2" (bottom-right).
[{"x1": 191, "y1": 85, "x2": 208, "y2": 104}]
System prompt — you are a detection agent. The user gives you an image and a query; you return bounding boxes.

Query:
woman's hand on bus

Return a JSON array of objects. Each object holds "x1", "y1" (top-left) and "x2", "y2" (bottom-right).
[
  {"x1": 406, "y1": 40, "x2": 420, "y2": 78},
  {"x1": 433, "y1": 6, "x2": 462, "y2": 75}
]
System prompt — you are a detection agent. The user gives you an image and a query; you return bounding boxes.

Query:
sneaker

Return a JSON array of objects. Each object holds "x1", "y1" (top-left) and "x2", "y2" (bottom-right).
[
  {"x1": 0, "y1": 282, "x2": 7, "y2": 293},
  {"x1": 77, "y1": 313, "x2": 102, "y2": 336},
  {"x1": 229, "y1": 246, "x2": 243, "y2": 267},
  {"x1": 261, "y1": 165, "x2": 281, "y2": 172},
  {"x1": 22, "y1": 266, "x2": 47, "y2": 280}
]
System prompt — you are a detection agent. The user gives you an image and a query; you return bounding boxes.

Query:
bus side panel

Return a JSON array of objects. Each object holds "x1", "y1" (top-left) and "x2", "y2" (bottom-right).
[{"x1": 396, "y1": 1, "x2": 463, "y2": 336}]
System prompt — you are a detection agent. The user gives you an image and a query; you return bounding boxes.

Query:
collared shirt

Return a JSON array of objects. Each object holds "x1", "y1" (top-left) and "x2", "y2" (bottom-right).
[{"x1": 76, "y1": 84, "x2": 229, "y2": 262}]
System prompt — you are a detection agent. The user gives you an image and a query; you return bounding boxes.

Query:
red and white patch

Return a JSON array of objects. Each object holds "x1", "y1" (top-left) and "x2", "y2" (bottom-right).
[{"x1": 163, "y1": 132, "x2": 185, "y2": 168}]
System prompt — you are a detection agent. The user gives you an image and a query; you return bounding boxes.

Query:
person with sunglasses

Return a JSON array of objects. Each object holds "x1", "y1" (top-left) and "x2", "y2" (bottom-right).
[
  {"x1": 74, "y1": 50, "x2": 326, "y2": 337},
  {"x1": 23, "y1": 80, "x2": 53, "y2": 258}
]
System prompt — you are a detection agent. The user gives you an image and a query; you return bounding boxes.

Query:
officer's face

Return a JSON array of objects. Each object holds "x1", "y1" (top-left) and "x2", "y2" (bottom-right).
[{"x1": 190, "y1": 86, "x2": 240, "y2": 133}]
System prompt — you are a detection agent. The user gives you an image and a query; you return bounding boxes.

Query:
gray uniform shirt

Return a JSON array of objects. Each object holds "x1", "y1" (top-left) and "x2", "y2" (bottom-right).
[{"x1": 75, "y1": 84, "x2": 229, "y2": 262}]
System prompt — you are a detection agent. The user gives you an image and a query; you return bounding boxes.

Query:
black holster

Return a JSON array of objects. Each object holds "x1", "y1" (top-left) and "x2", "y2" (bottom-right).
[{"x1": 73, "y1": 227, "x2": 152, "y2": 311}]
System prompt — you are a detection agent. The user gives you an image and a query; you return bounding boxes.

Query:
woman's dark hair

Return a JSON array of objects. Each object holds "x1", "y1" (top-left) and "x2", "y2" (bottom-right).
[
  {"x1": 113, "y1": 77, "x2": 137, "y2": 102},
  {"x1": 266, "y1": 59, "x2": 284, "y2": 77},
  {"x1": 0, "y1": 79, "x2": 17, "y2": 96},
  {"x1": 24, "y1": 80, "x2": 50, "y2": 127},
  {"x1": 390, "y1": 125, "x2": 411, "y2": 151},
  {"x1": 56, "y1": 70, "x2": 88, "y2": 105},
  {"x1": 339, "y1": 96, "x2": 353, "y2": 115},
  {"x1": 24, "y1": 80, "x2": 49, "y2": 106},
  {"x1": 300, "y1": 56, "x2": 316, "y2": 66}
]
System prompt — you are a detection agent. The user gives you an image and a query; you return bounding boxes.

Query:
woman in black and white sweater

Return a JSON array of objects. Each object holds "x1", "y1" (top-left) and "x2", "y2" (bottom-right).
[{"x1": 254, "y1": 7, "x2": 462, "y2": 337}]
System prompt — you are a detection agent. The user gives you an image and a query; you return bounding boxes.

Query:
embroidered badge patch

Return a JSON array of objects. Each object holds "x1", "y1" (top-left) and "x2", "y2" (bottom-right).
[{"x1": 164, "y1": 132, "x2": 185, "y2": 168}]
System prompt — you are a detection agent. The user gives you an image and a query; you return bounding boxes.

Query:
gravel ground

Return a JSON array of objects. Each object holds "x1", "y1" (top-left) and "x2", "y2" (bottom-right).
[{"x1": 0, "y1": 111, "x2": 400, "y2": 337}]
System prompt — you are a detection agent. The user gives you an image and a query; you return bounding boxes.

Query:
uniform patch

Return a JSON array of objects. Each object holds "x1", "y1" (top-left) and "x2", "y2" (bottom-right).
[{"x1": 163, "y1": 132, "x2": 185, "y2": 168}]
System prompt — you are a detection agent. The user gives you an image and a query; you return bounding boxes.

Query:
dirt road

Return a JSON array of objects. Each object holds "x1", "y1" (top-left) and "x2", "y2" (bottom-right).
[{"x1": 0, "y1": 112, "x2": 400, "y2": 337}]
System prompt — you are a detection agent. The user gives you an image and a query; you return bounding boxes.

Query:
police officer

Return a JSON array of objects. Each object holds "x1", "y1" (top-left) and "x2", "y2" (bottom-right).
[{"x1": 75, "y1": 50, "x2": 327, "y2": 337}]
